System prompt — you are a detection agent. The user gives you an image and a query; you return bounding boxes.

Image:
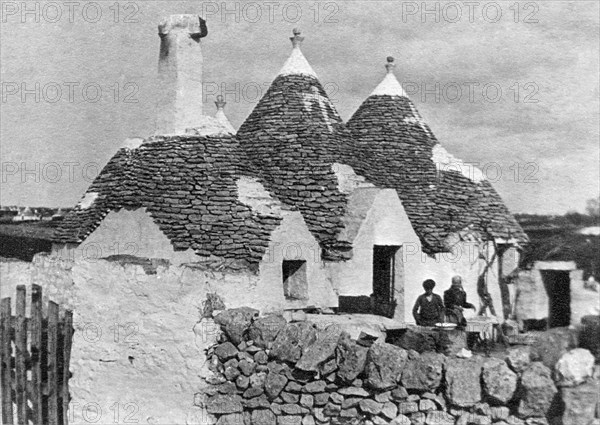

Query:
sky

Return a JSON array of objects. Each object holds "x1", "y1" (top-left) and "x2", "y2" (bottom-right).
[{"x1": 1, "y1": 1, "x2": 598, "y2": 214}]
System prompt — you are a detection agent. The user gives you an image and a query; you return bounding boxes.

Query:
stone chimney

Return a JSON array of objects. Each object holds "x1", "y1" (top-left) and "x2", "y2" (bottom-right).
[{"x1": 155, "y1": 15, "x2": 208, "y2": 135}]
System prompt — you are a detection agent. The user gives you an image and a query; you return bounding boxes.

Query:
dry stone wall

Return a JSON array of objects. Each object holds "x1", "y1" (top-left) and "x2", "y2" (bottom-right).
[{"x1": 199, "y1": 308, "x2": 600, "y2": 425}]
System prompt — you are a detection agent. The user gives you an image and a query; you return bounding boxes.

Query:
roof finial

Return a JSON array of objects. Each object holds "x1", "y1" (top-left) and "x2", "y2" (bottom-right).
[
  {"x1": 215, "y1": 94, "x2": 226, "y2": 110},
  {"x1": 385, "y1": 56, "x2": 396, "y2": 74},
  {"x1": 290, "y1": 28, "x2": 304, "y2": 48}
]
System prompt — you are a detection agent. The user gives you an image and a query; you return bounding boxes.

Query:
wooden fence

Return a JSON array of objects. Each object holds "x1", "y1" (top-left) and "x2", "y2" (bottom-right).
[{"x1": 0, "y1": 284, "x2": 73, "y2": 425}]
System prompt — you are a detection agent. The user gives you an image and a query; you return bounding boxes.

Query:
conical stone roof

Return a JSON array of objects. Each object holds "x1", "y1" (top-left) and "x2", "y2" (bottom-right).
[
  {"x1": 346, "y1": 57, "x2": 527, "y2": 252},
  {"x1": 55, "y1": 135, "x2": 281, "y2": 269},
  {"x1": 237, "y1": 29, "x2": 352, "y2": 259}
]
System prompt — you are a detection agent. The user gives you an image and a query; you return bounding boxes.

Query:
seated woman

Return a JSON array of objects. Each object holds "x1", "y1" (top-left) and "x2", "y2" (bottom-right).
[
  {"x1": 444, "y1": 275, "x2": 476, "y2": 328},
  {"x1": 412, "y1": 279, "x2": 445, "y2": 327}
]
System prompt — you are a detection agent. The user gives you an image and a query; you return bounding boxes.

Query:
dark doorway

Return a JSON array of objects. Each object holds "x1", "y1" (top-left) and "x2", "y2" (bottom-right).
[
  {"x1": 282, "y1": 260, "x2": 308, "y2": 300},
  {"x1": 372, "y1": 245, "x2": 400, "y2": 317},
  {"x1": 540, "y1": 270, "x2": 571, "y2": 328}
]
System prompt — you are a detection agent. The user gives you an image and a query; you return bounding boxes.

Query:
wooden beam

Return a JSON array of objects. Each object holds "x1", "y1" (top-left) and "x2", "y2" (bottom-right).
[
  {"x1": 30, "y1": 285, "x2": 44, "y2": 425},
  {"x1": 15, "y1": 286, "x2": 27, "y2": 425},
  {"x1": 0, "y1": 297, "x2": 14, "y2": 424},
  {"x1": 47, "y1": 301, "x2": 59, "y2": 425}
]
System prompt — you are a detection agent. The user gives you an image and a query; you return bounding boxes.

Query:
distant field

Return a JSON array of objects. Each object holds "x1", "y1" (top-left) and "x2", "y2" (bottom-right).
[
  {"x1": 0, "y1": 222, "x2": 57, "y2": 239},
  {"x1": 0, "y1": 222, "x2": 56, "y2": 261}
]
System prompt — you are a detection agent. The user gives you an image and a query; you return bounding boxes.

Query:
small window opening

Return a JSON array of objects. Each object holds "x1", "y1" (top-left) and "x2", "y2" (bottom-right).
[{"x1": 282, "y1": 260, "x2": 308, "y2": 300}]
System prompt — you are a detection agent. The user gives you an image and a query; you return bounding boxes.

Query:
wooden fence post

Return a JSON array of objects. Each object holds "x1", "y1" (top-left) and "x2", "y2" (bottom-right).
[
  {"x1": 0, "y1": 297, "x2": 14, "y2": 425},
  {"x1": 30, "y1": 284, "x2": 44, "y2": 425},
  {"x1": 48, "y1": 301, "x2": 59, "y2": 425},
  {"x1": 62, "y1": 311, "x2": 73, "y2": 425},
  {"x1": 15, "y1": 286, "x2": 27, "y2": 425}
]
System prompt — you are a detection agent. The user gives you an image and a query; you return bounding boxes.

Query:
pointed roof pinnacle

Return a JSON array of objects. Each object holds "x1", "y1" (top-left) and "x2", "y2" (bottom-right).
[
  {"x1": 215, "y1": 94, "x2": 226, "y2": 110},
  {"x1": 278, "y1": 28, "x2": 317, "y2": 78},
  {"x1": 214, "y1": 94, "x2": 236, "y2": 134},
  {"x1": 370, "y1": 56, "x2": 408, "y2": 97},
  {"x1": 385, "y1": 56, "x2": 396, "y2": 73},
  {"x1": 290, "y1": 28, "x2": 304, "y2": 48}
]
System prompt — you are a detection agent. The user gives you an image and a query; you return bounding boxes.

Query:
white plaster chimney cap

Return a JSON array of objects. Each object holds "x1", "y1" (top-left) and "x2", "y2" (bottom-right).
[{"x1": 158, "y1": 14, "x2": 203, "y2": 35}]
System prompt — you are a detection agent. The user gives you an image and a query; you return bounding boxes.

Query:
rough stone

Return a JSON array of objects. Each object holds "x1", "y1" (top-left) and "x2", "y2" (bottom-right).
[
  {"x1": 243, "y1": 387, "x2": 263, "y2": 399},
  {"x1": 217, "y1": 413, "x2": 244, "y2": 425},
  {"x1": 267, "y1": 361, "x2": 288, "y2": 375},
  {"x1": 250, "y1": 372, "x2": 267, "y2": 389},
  {"x1": 301, "y1": 415, "x2": 315, "y2": 425},
  {"x1": 342, "y1": 397, "x2": 361, "y2": 409},
  {"x1": 254, "y1": 350, "x2": 269, "y2": 365},
  {"x1": 313, "y1": 408, "x2": 326, "y2": 422},
  {"x1": 553, "y1": 348, "x2": 595, "y2": 387},
  {"x1": 239, "y1": 359, "x2": 255, "y2": 376},
  {"x1": 215, "y1": 342, "x2": 239, "y2": 361},
  {"x1": 281, "y1": 404, "x2": 305, "y2": 415},
  {"x1": 397, "y1": 401, "x2": 419, "y2": 415},
  {"x1": 425, "y1": 411, "x2": 454, "y2": 425},
  {"x1": 285, "y1": 381, "x2": 303, "y2": 393},
  {"x1": 314, "y1": 392, "x2": 329, "y2": 406},
  {"x1": 445, "y1": 357, "x2": 484, "y2": 407},
  {"x1": 296, "y1": 325, "x2": 343, "y2": 372},
  {"x1": 381, "y1": 401, "x2": 398, "y2": 419},
  {"x1": 251, "y1": 409, "x2": 276, "y2": 425},
  {"x1": 490, "y1": 406, "x2": 510, "y2": 421},
  {"x1": 474, "y1": 402, "x2": 491, "y2": 417},
  {"x1": 244, "y1": 394, "x2": 270, "y2": 409},
  {"x1": 329, "y1": 392, "x2": 343, "y2": 405},
  {"x1": 277, "y1": 415, "x2": 302, "y2": 425},
  {"x1": 364, "y1": 342, "x2": 408, "y2": 390},
  {"x1": 271, "y1": 322, "x2": 318, "y2": 363},
  {"x1": 518, "y1": 362, "x2": 558, "y2": 418},
  {"x1": 300, "y1": 394, "x2": 314, "y2": 409},
  {"x1": 340, "y1": 407, "x2": 358, "y2": 418},
  {"x1": 338, "y1": 386, "x2": 370, "y2": 397},
  {"x1": 206, "y1": 394, "x2": 243, "y2": 414},
  {"x1": 359, "y1": 399, "x2": 383, "y2": 415},
  {"x1": 529, "y1": 327, "x2": 578, "y2": 369},
  {"x1": 410, "y1": 412, "x2": 427, "y2": 425},
  {"x1": 321, "y1": 358, "x2": 337, "y2": 376},
  {"x1": 390, "y1": 414, "x2": 411, "y2": 424},
  {"x1": 323, "y1": 402, "x2": 341, "y2": 416},
  {"x1": 419, "y1": 399, "x2": 436, "y2": 412},
  {"x1": 281, "y1": 392, "x2": 300, "y2": 404},
  {"x1": 374, "y1": 391, "x2": 391, "y2": 403},
  {"x1": 218, "y1": 382, "x2": 238, "y2": 394},
  {"x1": 336, "y1": 332, "x2": 369, "y2": 383},
  {"x1": 561, "y1": 380, "x2": 599, "y2": 425},
  {"x1": 506, "y1": 346, "x2": 532, "y2": 374},
  {"x1": 225, "y1": 365, "x2": 241, "y2": 381},
  {"x1": 238, "y1": 351, "x2": 253, "y2": 362},
  {"x1": 372, "y1": 417, "x2": 388, "y2": 425},
  {"x1": 391, "y1": 387, "x2": 409, "y2": 400},
  {"x1": 270, "y1": 403, "x2": 282, "y2": 415},
  {"x1": 265, "y1": 373, "x2": 288, "y2": 400},
  {"x1": 303, "y1": 380, "x2": 326, "y2": 393},
  {"x1": 524, "y1": 418, "x2": 548, "y2": 425},
  {"x1": 506, "y1": 415, "x2": 525, "y2": 425},
  {"x1": 214, "y1": 308, "x2": 259, "y2": 345},
  {"x1": 482, "y1": 358, "x2": 517, "y2": 404},
  {"x1": 401, "y1": 351, "x2": 445, "y2": 391},
  {"x1": 248, "y1": 314, "x2": 287, "y2": 349}
]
